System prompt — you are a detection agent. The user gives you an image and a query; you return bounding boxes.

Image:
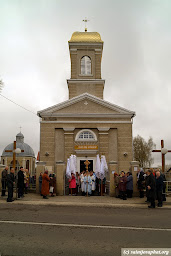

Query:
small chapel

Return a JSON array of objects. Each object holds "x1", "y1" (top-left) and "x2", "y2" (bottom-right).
[
  {"x1": 1, "y1": 132, "x2": 36, "y2": 176},
  {"x1": 37, "y1": 29, "x2": 137, "y2": 196}
]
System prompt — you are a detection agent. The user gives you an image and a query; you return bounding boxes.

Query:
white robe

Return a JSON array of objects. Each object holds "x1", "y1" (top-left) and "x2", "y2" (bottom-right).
[
  {"x1": 91, "y1": 175, "x2": 96, "y2": 191},
  {"x1": 80, "y1": 174, "x2": 85, "y2": 192},
  {"x1": 84, "y1": 176, "x2": 92, "y2": 194}
]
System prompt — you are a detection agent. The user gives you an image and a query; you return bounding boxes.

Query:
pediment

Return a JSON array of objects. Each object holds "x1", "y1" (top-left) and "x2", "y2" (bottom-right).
[{"x1": 37, "y1": 93, "x2": 135, "y2": 117}]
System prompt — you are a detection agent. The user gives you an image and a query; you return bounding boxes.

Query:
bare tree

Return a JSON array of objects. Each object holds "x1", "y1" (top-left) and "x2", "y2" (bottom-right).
[{"x1": 133, "y1": 135, "x2": 156, "y2": 168}]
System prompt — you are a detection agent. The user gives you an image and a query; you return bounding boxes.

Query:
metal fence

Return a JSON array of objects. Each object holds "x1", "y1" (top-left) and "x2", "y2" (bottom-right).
[{"x1": 164, "y1": 181, "x2": 171, "y2": 195}]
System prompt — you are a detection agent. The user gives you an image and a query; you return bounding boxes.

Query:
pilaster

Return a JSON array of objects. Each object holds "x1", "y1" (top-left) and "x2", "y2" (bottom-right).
[
  {"x1": 64, "y1": 128, "x2": 74, "y2": 160},
  {"x1": 56, "y1": 161, "x2": 65, "y2": 195}
]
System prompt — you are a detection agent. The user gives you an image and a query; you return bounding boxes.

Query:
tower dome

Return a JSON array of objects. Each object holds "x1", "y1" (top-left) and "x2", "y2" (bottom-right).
[{"x1": 69, "y1": 31, "x2": 103, "y2": 43}]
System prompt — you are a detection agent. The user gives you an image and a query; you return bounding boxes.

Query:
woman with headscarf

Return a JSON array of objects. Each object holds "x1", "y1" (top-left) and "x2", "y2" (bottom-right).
[
  {"x1": 41, "y1": 170, "x2": 50, "y2": 199},
  {"x1": 126, "y1": 172, "x2": 133, "y2": 198},
  {"x1": 119, "y1": 171, "x2": 127, "y2": 200},
  {"x1": 69, "y1": 173, "x2": 76, "y2": 195}
]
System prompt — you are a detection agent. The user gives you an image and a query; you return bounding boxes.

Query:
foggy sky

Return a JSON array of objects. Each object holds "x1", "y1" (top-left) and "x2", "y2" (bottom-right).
[{"x1": 0, "y1": 0, "x2": 171, "y2": 167}]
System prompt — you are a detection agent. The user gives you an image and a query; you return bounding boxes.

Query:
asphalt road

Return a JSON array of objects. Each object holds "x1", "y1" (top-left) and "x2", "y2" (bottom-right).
[{"x1": 0, "y1": 204, "x2": 171, "y2": 256}]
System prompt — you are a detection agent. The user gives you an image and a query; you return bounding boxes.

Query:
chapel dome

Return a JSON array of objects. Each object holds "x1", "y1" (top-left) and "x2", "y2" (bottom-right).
[
  {"x1": 69, "y1": 31, "x2": 103, "y2": 43},
  {"x1": 1, "y1": 132, "x2": 35, "y2": 158}
]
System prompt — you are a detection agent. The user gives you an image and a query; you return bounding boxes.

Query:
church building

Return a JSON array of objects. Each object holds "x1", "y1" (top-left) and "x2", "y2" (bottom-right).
[{"x1": 37, "y1": 30, "x2": 136, "y2": 196}]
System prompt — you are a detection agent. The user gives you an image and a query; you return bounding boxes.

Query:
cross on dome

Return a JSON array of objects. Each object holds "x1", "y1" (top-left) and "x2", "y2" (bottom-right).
[{"x1": 82, "y1": 17, "x2": 89, "y2": 32}]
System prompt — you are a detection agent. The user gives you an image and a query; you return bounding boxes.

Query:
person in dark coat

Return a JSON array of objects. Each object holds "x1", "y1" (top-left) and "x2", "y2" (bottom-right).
[
  {"x1": 156, "y1": 171, "x2": 163, "y2": 207},
  {"x1": 41, "y1": 170, "x2": 50, "y2": 199},
  {"x1": 7, "y1": 168, "x2": 15, "y2": 202},
  {"x1": 160, "y1": 172, "x2": 166, "y2": 202},
  {"x1": 137, "y1": 168, "x2": 145, "y2": 198},
  {"x1": 119, "y1": 171, "x2": 127, "y2": 200},
  {"x1": 126, "y1": 172, "x2": 133, "y2": 198},
  {"x1": 39, "y1": 172, "x2": 43, "y2": 195},
  {"x1": 146, "y1": 169, "x2": 156, "y2": 208},
  {"x1": 114, "y1": 173, "x2": 120, "y2": 198},
  {"x1": 49, "y1": 173, "x2": 56, "y2": 197},
  {"x1": 18, "y1": 167, "x2": 24, "y2": 199},
  {"x1": 1, "y1": 166, "x2": 8, "y2": 196},
  {"x1": 145, "y1": 172, "x2": 150, "y2": 202}
]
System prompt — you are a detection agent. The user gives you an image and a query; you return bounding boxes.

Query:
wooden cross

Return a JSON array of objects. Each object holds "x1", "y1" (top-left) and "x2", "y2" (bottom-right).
[
  {"x1": 152, "y1": 140, "x2": 171, "y2": 172},
  {"x1": 5, "y1": 141, "x2": 24, "y2": 170},
  {"x1": 82, "y1": 17, "x2": 89, "y2": 32}
]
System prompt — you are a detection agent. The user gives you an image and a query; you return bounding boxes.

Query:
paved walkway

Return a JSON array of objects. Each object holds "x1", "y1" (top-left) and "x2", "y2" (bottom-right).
[{"x1": 1, "y1": 193, "x2": 171, "y2": 208}]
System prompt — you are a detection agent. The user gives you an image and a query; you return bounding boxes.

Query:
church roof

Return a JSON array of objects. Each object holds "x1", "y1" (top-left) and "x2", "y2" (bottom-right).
[
  {"x1": 37, "y1": 93, "x2": 135, "y2": 118},
  {"x1": 69, "y1": 32, "x2": 103, "y2": 43},
  {"x1": 1, "y1": 133, "x2": 35, "y2": 158}
]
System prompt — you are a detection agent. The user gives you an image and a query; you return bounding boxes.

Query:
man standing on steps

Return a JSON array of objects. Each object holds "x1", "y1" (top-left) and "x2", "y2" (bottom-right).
[
  {"x1": 156, "y1": 171, "x2": 163, "y2": 207},
  {"x1": 18, "y1": 166, "x2": 24, "y2": 199},
  {"x1": 146, "y1": 169, "x2": 156, "y2": 208},
  {"x1": 1, "y1": 166, "x2": 8, "y2": 196},
  {"x1": 137, "y1": 168, "x2": 145, "y2": 198},
  {"x1": 7, "y1": 168, "x2": 15, "y2": 202}
]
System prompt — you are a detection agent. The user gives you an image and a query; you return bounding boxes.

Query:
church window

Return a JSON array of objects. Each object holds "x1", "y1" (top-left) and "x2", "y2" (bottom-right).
[
  {"x1": 76, "y1": 129, "x2": 97, "y2": 141},
  {"x1": 81, "y1": 56, "x2": 91, "y2": 75}
]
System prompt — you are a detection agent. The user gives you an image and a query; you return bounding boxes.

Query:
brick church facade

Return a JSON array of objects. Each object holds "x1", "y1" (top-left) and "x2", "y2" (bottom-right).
[{"x1": 37, "y1": 30, "x2": 138, "y2": 196}]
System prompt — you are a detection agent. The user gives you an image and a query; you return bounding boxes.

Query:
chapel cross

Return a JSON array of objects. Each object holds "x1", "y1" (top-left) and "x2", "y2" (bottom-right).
[
  {"x1": 152, "y1": 140, "x2": 171, "y2": 172},
  {"x1": 5, "y1": 141, "x2": 24, "y2": 170},
  {"x1": 82, "y1": 17, "x2": 89, "y2": 32}
]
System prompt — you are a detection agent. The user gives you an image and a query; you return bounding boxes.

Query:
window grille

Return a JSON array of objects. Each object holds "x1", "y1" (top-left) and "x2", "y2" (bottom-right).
[
  {"x1": 81, "y1": 56, "x2": 91, "y2": 75},
  {"x1": 78, "y1": 131, "x2": 95, "y2": 140}
]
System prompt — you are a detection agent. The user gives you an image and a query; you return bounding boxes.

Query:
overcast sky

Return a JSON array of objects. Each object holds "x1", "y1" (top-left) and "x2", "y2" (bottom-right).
[{"x1": 0, "y1": 0, "x2": 171, "y2": 167}]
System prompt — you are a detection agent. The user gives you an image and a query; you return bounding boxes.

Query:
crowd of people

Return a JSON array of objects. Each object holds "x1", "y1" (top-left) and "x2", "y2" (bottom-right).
[
  {"x1": 114, "y1": 171, "x2": 133, "y2": 200},
  {"x1": 1, "y1": 166, "x2": 167, "y2": 207},
  {"x1": 1, "y1": 166, "x2": 57, "y2": 201},
  {"x1": 1, "y1": 166, "x2": 30, "y2": 202},
  {"x1": 68, "y1": 171, "x2": 106, "y2": 196},
  {"x1": 137, "y1": 168, "x2": 166, "y2": 208},
  {"x1": 114, "y1": 168, "x2": 166, "y2": 208}
]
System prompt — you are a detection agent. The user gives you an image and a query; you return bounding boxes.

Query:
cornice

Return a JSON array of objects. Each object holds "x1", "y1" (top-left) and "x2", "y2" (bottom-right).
[
  {"x1": 69, "y1": 42, "x2": 103, "y2": 47},
  {"x1": 67, "y1": 79, "x2": 105, "y2": 84},
  {"x1": 41, "y1": 113, "x2": 133, "y2": 118},
  {"x1": 40, "y1": 121, "x2": 133, "y2": 124}
]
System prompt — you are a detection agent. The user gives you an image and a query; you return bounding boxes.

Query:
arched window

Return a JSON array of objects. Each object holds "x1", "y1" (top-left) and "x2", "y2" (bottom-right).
[
  {"x1": 75, "y1": 129, "x2": 97, "y2": 141},
  {"x1": 81, "y1": 56, "x2": 91, "y2": 75}
]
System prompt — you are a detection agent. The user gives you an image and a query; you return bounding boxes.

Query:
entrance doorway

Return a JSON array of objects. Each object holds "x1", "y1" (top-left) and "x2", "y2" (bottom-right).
[
  {"x1": 80, "y1": 160, "x2": 93, "y2": 173},
  {"x1": 76, "y1": 157, "x2": 96, "y2": 173}
]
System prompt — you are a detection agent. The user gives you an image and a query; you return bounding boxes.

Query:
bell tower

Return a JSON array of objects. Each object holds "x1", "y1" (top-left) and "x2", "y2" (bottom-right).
[{"x1": 67, "y1": 31, "x2": 105, "y2": 99}]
